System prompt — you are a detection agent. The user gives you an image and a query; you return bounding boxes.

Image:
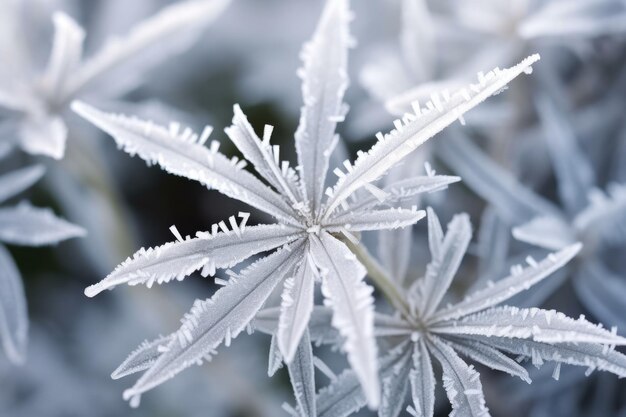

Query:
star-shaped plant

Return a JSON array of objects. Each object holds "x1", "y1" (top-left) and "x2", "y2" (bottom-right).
[
  {"x1": 72, "y1": 0, "x2": 540, "y2": 408},
  {"x1": 315, "y1": 207, "x2": 626, "y2": 417},
  {"x1": 0, "y1": 0, "x2": 230, "y2": 159},
  {"x1": 0, "y1": 163, "x2": 84, "y2": 364}
]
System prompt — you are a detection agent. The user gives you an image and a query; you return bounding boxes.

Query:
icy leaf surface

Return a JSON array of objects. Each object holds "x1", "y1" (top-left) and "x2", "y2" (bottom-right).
[{"x1": 309, "y1": 232, "x2": 379, "y2": 408}]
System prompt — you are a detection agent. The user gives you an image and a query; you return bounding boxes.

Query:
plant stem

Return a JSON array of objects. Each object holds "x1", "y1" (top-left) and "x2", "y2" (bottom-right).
[{"x1": 341, "y1": 237, "x2": 413, "y2": 321}]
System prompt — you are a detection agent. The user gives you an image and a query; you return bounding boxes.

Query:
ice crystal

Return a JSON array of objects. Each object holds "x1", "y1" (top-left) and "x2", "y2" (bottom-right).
[
  {"x1": 73, "y1": 0, "x2": 538, "y2": 408},
  {"x1": 315, "y1": 208, "x2": 626, "y2": 417}
]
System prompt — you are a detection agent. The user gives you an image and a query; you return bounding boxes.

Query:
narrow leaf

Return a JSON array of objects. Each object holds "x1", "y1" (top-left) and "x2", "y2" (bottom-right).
[
  {"x1": 225, "y1": 104, "x2": 301, "y2": 203},
  {"x1": 429, "y1": 336, "x2": 491, "y2": 417},
  {"x1": 426, "y1": 207, "x2": 444, "y2": 260},
  {"x1": 349, "y1": 175, "x2": 460, "y2": 211},
  {"x1": 85, "y1": 224, "x2": 302, "y2": 297},
  {"x1": 295, "y1": 0, "x2": 351, "y2": 215},
  {"x1": 288, "y1": 329, "x2": 316, "y2": 417},
  {"x1": 324, "y1": 55, "x2": 541, "y2": 216},
  {"x1": 310, "y1": 232, "x2": 380, "y2": 408},
  {"x1": 378, "y1": 226, "x2": 413, "y2": 284},
  {"x1": 112, "y1": 334, "x2": 173, "y2": 379},
  {"x1": 325, "y1": 207, "x2": 425, "y2": 233},
  {"x1": 432, "y1": 243, "x2": 581, "y2": 322},
  {"x1": 445, "y1": 337, "x2": 530, "y2": 383},
  {"x1": 410, "y1": 340, "x2": 435, "y2": 417},
  {"x1": 72, "y1": 102, "x2": 299, "y2": 224},
  {"x1": 268, "y1": 334, "x2": 284, "y2": 377},
  {"x1": 466, "y1": 334, "x2": 626, "y2": 378},
  {"x1": 420, "y1": 213, "x2": 472, "y2": 317},
  {"x1": 434, "y1": 306, "x2": 626, "y2": 346},
  {"x1": 278, "y1": 247, "x2": 316, "y2": 362},
  {"x1": 379, "y1": 343, "x2": 413, "y2": 417}
]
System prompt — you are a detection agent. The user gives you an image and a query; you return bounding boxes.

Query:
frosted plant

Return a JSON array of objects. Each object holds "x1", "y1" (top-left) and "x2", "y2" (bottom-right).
[
  {"x1": 365, "y1": 0, "x2": 626, "y2": 116},
  {"x1": 314, "y1": 208, "x2": 626, "y2": 417},
  {"x1": 0, "y1": 0, "x2": 231, "y2": 159},
  {"x1": 438, "y1": 91, "x2": 626, "y2": 327},
  {"x1": 0, "y1": 163, "x2": 84, "y2": 364},
  {"x1": 70, "y1": 0, "x2": 540, "y2": 408}
]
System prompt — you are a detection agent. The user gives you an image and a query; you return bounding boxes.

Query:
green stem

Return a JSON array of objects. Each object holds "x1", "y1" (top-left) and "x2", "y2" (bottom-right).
[{"x1": 341, "y1": 237, "x2": 413, "y2": 321}]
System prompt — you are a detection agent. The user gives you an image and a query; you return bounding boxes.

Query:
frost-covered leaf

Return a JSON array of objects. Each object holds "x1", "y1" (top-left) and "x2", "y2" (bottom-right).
[
  {"x1": 65, "y1": 0, "x2": 232, "y2": 97},
  {"x1": 0, "y1": 165, "x2": 45, "y2": 204},
  {"x1": 123, "y1": 243, "x2": 304, "y2": 406},
  {"x1": 410, "y1": 340, "x2": 435, "y2": 417},
  {"x1": 267, "y1": 334, "x2": 284, "y2": 377},
  {"x1": 429, "y1": 336, "x2": 491, "y2": 417},
  {"x1": 512, "y1": 216, "x2": 576, "y2": 251},
  {"x1": 294, "y1": 0, "x2": 350, "y2": 215},
  {"x1": 325, "y1": 207, "x2": 425, "y2": 233},
  {"x1": 433, "y1": 243, "x2": 581, "y2": 322},
  {"x1": 72, "y1": 102, "x2": 299, "y2": 224},
  {"x1": 465, "y1": 334, "x2": 626, "y2": 377},
  {"x1": 426, "y1": 206, "x2": 444, "y2": 260},
  {"x1": 434, "y1": 306, "x2": 626, "y2": 346},
  {"x1": 445, "y1": 337, "x2": 530, "y2": 383},
  {"x1": 324, "y1": 54, "x2": 540, "y2": 216},
  {"x1": 310, "y1": 232, "x2": 379, "y2": 408},
  {"x1": 225, "y1": 104, "x2": 301, "y2": 203},
  {"x1": 378, "y1": 225, "x2": 413, "y2": 284},
  {"x1": 0, "y1": 244, "x2": 27, "y2": 365},
  {"x1": 0, "y1": 203, "x2": 85, "y2": 246},
  {"x1": 85, "y1": 224, "x2": 302, "y2": 297},
  {"x1": 349, "y1": 175, "x2": 460, "y2": 211},
  {"x1": 288, "y1": 330, "x2": 316, "y2": 417},
  {"x1": 379, "y1": 343, "x2": 412, "y2": 417},
  {"x1": 278, "y1": 248, "x2": 316, "y2": 362},
  {"x1": 419, "y1": 213, "x2": 472, "y2": 316},
  {"x1": 436, "y1": 130, "x2": 559, "y2": 223},
  {"x1": 112, "y1": 334, "x2": 173, "y2": 380}
]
